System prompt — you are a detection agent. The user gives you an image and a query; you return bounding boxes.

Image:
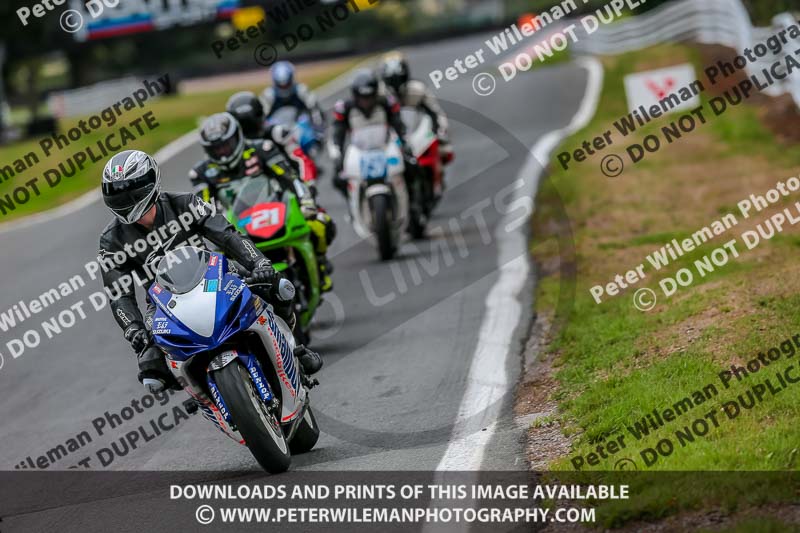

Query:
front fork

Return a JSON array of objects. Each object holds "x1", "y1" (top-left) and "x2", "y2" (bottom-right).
[
  {"x1": 207, "y1": 351, "x2": 279, "y2": 426},
  {"x1": 207, "y1": 350, "x2": 312, "y2": 443},
  {"x1": 206, "y1": 343, "x2": 315, "y2": 432}
]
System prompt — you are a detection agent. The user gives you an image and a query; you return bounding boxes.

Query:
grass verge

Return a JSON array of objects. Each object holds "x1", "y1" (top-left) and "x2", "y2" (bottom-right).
[{"x1": 528, "y1": 44, "x2": 800, "y2": 528}]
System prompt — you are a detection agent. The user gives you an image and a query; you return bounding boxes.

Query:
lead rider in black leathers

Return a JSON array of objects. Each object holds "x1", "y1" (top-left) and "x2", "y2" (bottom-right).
[{"x1": 98, "y1": 149, "x2": 322, "y2": 393}]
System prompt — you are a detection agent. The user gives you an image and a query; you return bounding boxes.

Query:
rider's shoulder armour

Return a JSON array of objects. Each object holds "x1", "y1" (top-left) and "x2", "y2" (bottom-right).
[
  {"x1": 296, "y1": 83, "x2": 316, "y2": 106},
  {"x1": 243, "y1": 140, "x2": 289, "y2": 178},
  {"x1": 402, "y1": 80, "x2": 428, "y2": 106}
]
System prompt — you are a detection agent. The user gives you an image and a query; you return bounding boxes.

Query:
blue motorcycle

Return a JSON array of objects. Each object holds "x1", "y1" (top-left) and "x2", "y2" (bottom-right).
[
  {"x1": 267, "y1": 106, "x2": 324, "y2": 159},
  {"x1": 148, "y1": 246, "x2": 320, "y2": 473}
]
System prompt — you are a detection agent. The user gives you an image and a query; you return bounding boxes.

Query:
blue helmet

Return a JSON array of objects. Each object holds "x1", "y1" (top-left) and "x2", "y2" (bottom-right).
[{"x1": 271, "y1": 61, "x2": 296, "y2": 98}]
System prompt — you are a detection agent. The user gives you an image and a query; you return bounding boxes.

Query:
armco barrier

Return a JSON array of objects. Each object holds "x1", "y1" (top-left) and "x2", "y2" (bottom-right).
[{"x1": 571, "y1": 0, "x2": 800, "y2": 108}]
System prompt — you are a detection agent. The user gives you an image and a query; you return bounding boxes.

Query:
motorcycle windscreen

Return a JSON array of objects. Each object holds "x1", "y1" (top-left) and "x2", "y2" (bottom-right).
[
  {"x1": 350, "y1": 124, "x2": 389, "y2": 150},
  {"x1": 149, "y1": 250, "x2": 258, "y2": 355},
  {"x1": 153, "y1": 246, "x2": 211, "y2": 294},
  {"x1": 269, "y1": 106, "x2": 299, "y2": 127}
]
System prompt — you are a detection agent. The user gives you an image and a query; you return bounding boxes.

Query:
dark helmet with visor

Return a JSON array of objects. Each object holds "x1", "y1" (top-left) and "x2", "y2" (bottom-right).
[
  {"x1": 351, "y1": 69, "x2": 379, "y2": 115},
  {"x1": 380, "y1": 52, "x2": 410, "y2": 94},
  {"x1": 200, "y1": 112, "x2": 244, "y2": 170},
  {"x1": 101, "y1": 150, "x2": 161, "y2": 224},
  {"x1": 226, "y1": 91, "x2": 265, "y2": 138}
]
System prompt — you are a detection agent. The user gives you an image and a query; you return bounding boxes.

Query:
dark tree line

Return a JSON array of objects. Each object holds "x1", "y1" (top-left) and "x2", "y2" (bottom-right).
[{"x1": 0, "y1": 0, "x2": 796, "y2": 129}]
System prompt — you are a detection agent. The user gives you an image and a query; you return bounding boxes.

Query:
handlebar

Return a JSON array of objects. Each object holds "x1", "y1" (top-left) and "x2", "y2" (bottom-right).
[{"x1": 244, "y1": 277, "x2": 296, "y2": 303}]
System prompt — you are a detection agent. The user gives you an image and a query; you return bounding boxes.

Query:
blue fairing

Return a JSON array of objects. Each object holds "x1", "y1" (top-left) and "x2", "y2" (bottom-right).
[
  {"x1": 148, "y1": 253, "x2": 258, "y2": 360},
  {"x1": 296, "y1": 115, "x2": 320, "y2": 153}
]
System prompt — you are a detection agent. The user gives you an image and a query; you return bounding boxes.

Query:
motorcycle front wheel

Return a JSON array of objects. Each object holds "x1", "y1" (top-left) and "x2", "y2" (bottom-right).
[
  {"x1": 370, "y1": 194, "x2": 395, "y2": 260},
  {"x1": 214, "y1": 362, "x2": 291, "y2": 474}
]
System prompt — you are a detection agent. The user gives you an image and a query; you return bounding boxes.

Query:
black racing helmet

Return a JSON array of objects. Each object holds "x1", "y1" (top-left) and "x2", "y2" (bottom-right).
[
  {"x1": 200, "y1": 112, "x2": 244, "y2": 170},
  {"x1": 351, "y1": 69, "x2": 379, "y2": 115},
  {"x1": 380, "y1": 52, "x2": 410, "y2": 94},
  {"x1": 102, "y1": 150, "x2": 161, "y2": 224},
  {"x1": 226, "y1": 91, "x2": 265, "y2": 138}
]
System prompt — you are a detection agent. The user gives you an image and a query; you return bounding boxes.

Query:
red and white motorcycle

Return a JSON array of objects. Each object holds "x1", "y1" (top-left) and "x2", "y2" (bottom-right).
[{"x1": 400, "y1": 107, "x2": 450, "y2": 219}]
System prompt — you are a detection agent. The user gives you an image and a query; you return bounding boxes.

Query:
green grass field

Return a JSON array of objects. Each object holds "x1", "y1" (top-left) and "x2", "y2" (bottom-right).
[{"x1": 0, "y1": 58, "x2": 364, "y2": 223}]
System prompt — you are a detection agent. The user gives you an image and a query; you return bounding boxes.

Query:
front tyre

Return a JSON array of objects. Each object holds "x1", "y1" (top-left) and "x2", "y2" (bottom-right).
[
  {"x1": 289, "y1": 406, "x2": 320, "y2": 454},
  {"x1": 370, "y1": 194, "x2": 395, "y2": 260},
  {"x1": 214, "y1": 362, "x2": 291, "y2": 473},
  {"x1": 408, "y1": 179, "x2": 427, "y2": 240}
]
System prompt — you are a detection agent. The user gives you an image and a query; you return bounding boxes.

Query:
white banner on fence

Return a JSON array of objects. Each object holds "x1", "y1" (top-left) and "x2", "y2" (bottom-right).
[
  {"x1": 572, "y1": 0, "x2": 800, "y2": 110},
  {"x1": 624, "y1": 64, "x2": 700, "y2": 114}
]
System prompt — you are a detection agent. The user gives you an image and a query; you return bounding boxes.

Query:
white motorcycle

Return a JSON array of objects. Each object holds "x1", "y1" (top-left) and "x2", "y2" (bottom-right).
[{"x1": 340, "y1": 124, "x2": 409, "y2": 260}]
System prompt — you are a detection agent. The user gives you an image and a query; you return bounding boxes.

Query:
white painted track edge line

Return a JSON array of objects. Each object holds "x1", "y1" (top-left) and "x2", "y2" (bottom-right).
[{"x1": 434, "y1": 57, "x2": 604, "y2": 471}]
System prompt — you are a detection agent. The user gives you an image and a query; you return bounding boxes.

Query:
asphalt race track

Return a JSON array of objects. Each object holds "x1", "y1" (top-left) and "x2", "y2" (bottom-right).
[{"x1": 0, "y1": 32, "x2": 588, "y2": 527}]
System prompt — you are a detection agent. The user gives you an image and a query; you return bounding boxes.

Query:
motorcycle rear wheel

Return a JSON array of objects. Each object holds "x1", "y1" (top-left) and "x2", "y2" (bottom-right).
[
  {"x1": 408, "y1": 213, "x2": 426, "y2": 240},
  {"x1": 214, "y1": 362, "x2": 291, "y2": 473},
  {"x1": 408, "y1": 180, "x2": 427, "y2": 240},
  {"x1": 289, "y1": 406, "x2": 320, "y2": 454},
  {"x1": 423, "y1": 168, "x2": 438, "y2": 216}
]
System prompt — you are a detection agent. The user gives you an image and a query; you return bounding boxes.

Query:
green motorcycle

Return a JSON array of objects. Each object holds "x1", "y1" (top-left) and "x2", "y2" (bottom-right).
[{"x1": 220, "y1": 176, "x2": 320, "y2": 345}]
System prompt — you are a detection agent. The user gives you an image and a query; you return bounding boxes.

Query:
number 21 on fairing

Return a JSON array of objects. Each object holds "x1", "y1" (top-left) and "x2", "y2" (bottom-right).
[
  {"x1": 251, "y1": 208, "x2": 280, "y2": 230},
  {"x1": 239, "y1": 202, "x2": 287, "y2": 240}
]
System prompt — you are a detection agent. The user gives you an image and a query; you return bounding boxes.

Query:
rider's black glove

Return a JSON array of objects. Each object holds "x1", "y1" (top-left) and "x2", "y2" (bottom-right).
[
  {"x1": 124, "y1": 324, "x2": 151, "y2": 354},
  {"x1": 295, "y1": 345, "x2": 323, "y2": 375},
  {"x1": 250, "y1": 259, "x2": 281, "y2": 289}
]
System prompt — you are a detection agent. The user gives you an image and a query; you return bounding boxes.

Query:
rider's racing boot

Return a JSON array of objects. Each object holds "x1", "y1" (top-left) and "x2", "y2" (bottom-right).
[
  {"x1": 319, "y1": 256, "x2": 333, "y2": 292},
  {"x1": 308, "y1": 211, "x2": 335, "y2": 293},
  {"x1": 137, "y1": 346, "x2": 181, "y2": 393}
]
